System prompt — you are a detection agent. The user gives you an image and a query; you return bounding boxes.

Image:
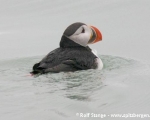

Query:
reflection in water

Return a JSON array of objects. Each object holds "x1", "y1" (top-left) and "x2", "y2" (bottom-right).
[
  {"x1": 32, "y1": 69, "x2": 104, "y2": 101},
  {"x1": 1, "y1": 55, "x2": 150, "y2": 120},
  {"x1": 0, "y1": 55, "x2": 139, "y2": 101}
]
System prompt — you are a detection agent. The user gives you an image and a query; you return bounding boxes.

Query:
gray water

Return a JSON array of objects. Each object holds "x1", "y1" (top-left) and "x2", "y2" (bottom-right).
[{"x1": 0, "y1": 55, "x2": 150, "y2": 120}]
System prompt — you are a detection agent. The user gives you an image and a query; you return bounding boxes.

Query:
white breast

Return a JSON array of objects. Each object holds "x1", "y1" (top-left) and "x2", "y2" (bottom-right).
[{"x1": 92, "y1": 49, "x2": 103, "y2": 70}]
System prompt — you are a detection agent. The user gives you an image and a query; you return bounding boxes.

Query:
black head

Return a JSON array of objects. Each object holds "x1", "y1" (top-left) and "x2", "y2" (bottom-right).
[{"x1": 60, "y1": 22, "x2": 102, "y2": 48}]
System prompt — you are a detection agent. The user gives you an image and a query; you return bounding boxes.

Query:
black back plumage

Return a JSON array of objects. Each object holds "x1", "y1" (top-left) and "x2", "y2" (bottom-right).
[{"x1": 39, "y1": 46, "x2": 97, "y2": 69}]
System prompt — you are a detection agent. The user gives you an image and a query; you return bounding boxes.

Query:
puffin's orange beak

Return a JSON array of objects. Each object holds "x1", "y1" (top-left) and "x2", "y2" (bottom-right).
[{"x1": 88, "y1": 26, "x2": 102, "y2": 44}]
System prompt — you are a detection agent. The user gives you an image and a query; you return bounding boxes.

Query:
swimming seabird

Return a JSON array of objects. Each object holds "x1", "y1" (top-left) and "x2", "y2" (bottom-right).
[{"x1": 31, "y1": 22, "x2": 103, "y2": 74}]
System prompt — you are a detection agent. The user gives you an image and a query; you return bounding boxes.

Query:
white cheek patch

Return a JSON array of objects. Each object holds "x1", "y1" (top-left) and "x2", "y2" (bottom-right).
[
  {"x1": 68, "y1": 33, "x2": 90, "y2": 46},
  {"x1": 73, "y1": 26, "x2": 83, "y2": 35},
  {"x1": 68, "y1": 25, "x2": 91, "y2": 47}
]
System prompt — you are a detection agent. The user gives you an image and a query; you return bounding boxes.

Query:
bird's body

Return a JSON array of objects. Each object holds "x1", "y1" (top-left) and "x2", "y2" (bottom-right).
[
  {"x1": 32, "y1": 46, "x2": 98, "y2": 74},
  {"x1": 31, "y1": 22, "x2": 103, "y2": 74}
]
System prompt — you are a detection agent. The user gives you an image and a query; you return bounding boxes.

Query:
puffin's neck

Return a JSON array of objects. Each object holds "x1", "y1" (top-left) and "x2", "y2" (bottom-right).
[
  {"x1": 60, "y1": 35, "x2": 84, "y2": 48},
  {"x1": 60, "y1": 35, "x2": 92, "y2": 52}
]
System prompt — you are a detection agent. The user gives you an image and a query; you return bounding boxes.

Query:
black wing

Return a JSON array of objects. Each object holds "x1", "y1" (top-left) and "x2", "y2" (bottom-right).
[
  {"x1": 30, "y1": 60, "x2": 87, "y2": 74},
  {"x1": 30, "y1": 47, "x2": 96, "y2": 75}
]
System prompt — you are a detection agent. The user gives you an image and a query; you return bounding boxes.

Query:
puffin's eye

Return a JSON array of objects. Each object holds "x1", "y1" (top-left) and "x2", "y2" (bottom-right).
[{"x1": 81, "y1": 28, "x2": 85, "y2": 33}]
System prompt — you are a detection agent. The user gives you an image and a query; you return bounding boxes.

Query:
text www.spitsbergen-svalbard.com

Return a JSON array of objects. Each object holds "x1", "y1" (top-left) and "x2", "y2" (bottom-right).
[{"x1": 76, "y1": 113, "x2": 150, "y2": 119}]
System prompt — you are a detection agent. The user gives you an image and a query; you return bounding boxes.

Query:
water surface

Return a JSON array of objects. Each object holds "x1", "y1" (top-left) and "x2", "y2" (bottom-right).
[{"x1": 0, "y1": 55, "x2": 150, "y2": 120}]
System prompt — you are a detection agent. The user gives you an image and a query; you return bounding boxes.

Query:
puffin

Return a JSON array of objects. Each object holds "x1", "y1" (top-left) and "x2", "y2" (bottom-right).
[{"x1": 30, "y1": 22, "x2": 103, "y2": 75}]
